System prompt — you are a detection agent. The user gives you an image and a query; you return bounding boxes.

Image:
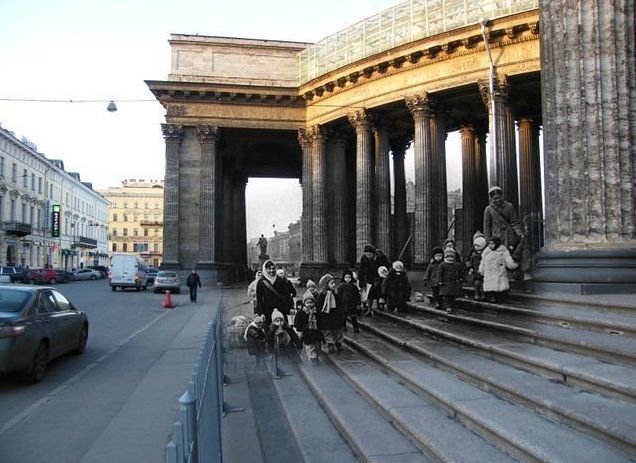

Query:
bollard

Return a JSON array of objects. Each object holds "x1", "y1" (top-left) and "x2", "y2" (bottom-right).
[{"x1": 163, "y1": 290, "x2": 175, "y2": 309}]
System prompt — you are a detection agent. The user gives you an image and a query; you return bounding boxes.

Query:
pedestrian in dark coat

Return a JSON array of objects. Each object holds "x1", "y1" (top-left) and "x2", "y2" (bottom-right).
[
  {"x1": 337, "y1": 269, "x2": 361, "y2": 333},
  {"x1": 315, "y1": 273, "x2": 345, "y2": 353},
  {"x1": 357, "y1": 244, "x2": 379, "y2": 307},
  {"x1": 367, "y1": 266, "x2": 388, "y2": 313},
  {"x1": 437, "y1": 248, "x2": 464, "y2": 312},
  {"x1": 276, "y1": 268, "x2": 297, "y2": 314},
  {"x1": 256, "y1": 260, "x2": 288, "y2": 324},
  {"x1": 186, "y1": 269, "x2": 202, "y2": 303},
  {"x1": 423, "y1": 247, "x2": 444, "y2": 308},
  {"x1": 382, "y1": 261, "x2": 411, "y2": 313},
  {"x1": 294, "y1": 291, "x2": 323, "y2": 364}
]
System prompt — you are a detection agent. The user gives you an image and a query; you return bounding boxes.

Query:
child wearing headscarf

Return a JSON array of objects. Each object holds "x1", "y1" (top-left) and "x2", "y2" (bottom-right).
[
  {"x1": 294, "y1": 291, "x2": 324, "y2": 365},
  {"x1": 382, "y1": 261, "x2": 411, "y2": 314},
  {"x1": 315, "y1": 273, "x2": 345, "y2": 353},
  {"x1": 244, "y1": 314, "x2": 267, "y2": 357},
  {"x1": 337, "y1": 269, "x2": 361, "y2": 334},
  {"x1": 423, "y1": 247, "x2": 444, "y2": 308}
]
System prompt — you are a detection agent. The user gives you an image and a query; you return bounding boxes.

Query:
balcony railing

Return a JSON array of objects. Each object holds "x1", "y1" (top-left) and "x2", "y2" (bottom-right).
[
  {"x1": 140, "y1": 220, "x2": 163, "y2": 227},
  {"x1": 296, "y1": 0, "x2": 539, "y2": 83},
  {"x1": 3, "y1": 221, "x2": 32, "y2": 237},
  {"x1": 74, "y1": 236, "x2": 97, "y2": 248}
]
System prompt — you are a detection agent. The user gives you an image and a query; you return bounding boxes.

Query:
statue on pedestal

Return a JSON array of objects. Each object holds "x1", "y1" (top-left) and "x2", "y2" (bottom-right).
[{"x1": 257, "y1": 234, "x2": 268, "y2": 259}]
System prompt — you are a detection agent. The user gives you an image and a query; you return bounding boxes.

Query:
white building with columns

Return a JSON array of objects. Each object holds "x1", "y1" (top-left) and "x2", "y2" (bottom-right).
[{"x1": 0, "y1": 124, "x2": 109, "y2": 270}]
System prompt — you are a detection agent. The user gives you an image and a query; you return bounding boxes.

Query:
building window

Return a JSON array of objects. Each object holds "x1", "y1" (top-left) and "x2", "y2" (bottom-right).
[
  {"x1": 155, "y1": 202, "x2": 159, "y2": 209},
  {"x1": 133, "y1": 228, "x2": 138, "y2": 237},
  {"x1": 123, "y1": 202, "x2": 128, "y2": 209},
  {"x1": 112, "y1": 243, "x2": 117, "y2": 252},
  {"x1": 11, "y1": 163, "x2": 17, "y2": 182},
  {"x1": 38, "y1": 177, "x2": 42, "y2": 193},
  {"x1": 0, "y1": 156, "x2": 4, "y2": 177},
  {"x1": 153, "y1": 243, "x2": 158, "y2": 252},
  {"x1": 23, "y1": 169, "x2": 28, "y2": 187},
  {"x1": 123, "y1": 214, "x2": 128, "y2": 222},
  {"x1": 134, "y1": 202, "x2": 138, "y2": 209},
  {"x1": 133, "y1": 215, "x2": 138, "y2": 222},
  {"x1": 31, "y1": 173, "x2": 35, "y2": 191},
  {"x1": 123, "y1": 243, "x2": 127, "y2": 252},
  {"x1": 112, "y1": 213, "x2": 117, "y2": 222},
  {"x1": 49, "y1": 184, "x2": 53, "y2": 198},
  {"x1": 112, "y1": 228, "x2": 118, "y2": 236},
  {"x1": 66, "y1": 192, "x2": 69, "y2": 206},
  {"x1": 0, "y1": 196, "x2": 3, "y2": 221},
  {"x1": 30, "y1": 206, "x2": 34, "y2": 226},
  {"x1": 123, "y1": 228, "x2": 128, "y2": 236},
  {"x1": 144, "y1": 202, "x2": 148, "y2": 209},
  {"x1": 143, "y1": 228, "x2": 148, "y2": 237},
  {"x1": 10, "y1": 199, "x2": 16, "y2": 221},
  {"x1": 154, "y1": 228, "x2": 158, "y2": 236}
]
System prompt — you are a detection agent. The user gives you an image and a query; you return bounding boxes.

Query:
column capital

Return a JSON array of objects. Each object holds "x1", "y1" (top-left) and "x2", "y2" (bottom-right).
[
  {"x1": 297, "y1": 128, "x2": 311, "y2": 147},
  {"x1": 459, "y1": 124, "x2": 476, "y2": 137},
  {"x1": 196, "y1": 125, "x2": 219, "y2": 143},
  {"x1": 347, "y1": 109, "x2": 373, "y2": 130},
  {"x1": 405, "y1": 93, "x2": 431, "y2": 118},
  {"x1": 390, "y1": 138, "x2": 411, "y2": 156},
  {"x1": 161, "y1": 123, "x2": 183, "y2": 142},
  {"x1": 308, "y1": 124, "x2": 330, "y2": 141}
]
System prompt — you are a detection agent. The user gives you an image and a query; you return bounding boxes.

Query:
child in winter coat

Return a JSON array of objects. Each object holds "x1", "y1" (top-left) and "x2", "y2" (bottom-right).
[
  {"x1": 382, "y1": 261, "x2": 411, "y2": 313},
  {"x1": 367, "y1": 266, "x2": 388, "y2": 313},
  {"x1": 479, "y1": 236, "x2": 519, "y2": 303},
  {"x1": 437, "y1": 248, "x2": 464, "y2": 312},
  {"x1": 315, "y1": 273, "x2": 345, "y2": 353},
  {"x1": 337, "y1": 269, "x2": 362, "y2": 334},
  {"x1": 243, "y1": 315, "x2": 267, "y2": 357},
  {"x1": 423, "y1": 247, "x2": 444, "y2": 308},
  {"x1": 466, "y1": 233, "x2": 487, "y2": 301},
  {"x1": 294, "y1": 292, "x2": 324, "y2": 365},
  {"x1": 267, "y1": 309, "x2": 302, "y2": 358}
]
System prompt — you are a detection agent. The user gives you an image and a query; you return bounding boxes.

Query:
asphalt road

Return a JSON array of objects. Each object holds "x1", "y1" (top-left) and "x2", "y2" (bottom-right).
[{"x1": 0, "y1": 279, "x2": 222, "y2": 463}]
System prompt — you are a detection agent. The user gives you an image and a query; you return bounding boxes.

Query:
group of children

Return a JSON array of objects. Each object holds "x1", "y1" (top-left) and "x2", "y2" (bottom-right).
[
  {"x1": 245, "y1": 233, "x2": 518, "y2": 365},
  {"x1": 424, "y1": 233, "x2": 519, "y2": 312}
]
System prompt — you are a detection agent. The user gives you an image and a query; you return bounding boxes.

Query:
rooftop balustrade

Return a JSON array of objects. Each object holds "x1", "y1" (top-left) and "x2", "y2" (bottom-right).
[{"x1": 296, "y1": 0, "x2": 538, "y2": 84}]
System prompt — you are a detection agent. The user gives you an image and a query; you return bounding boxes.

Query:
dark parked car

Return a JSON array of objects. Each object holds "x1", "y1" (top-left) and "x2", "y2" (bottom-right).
[
  {"x1": 25, "y1": 269, "x2": 59, "y2": 285},
  {"x1": 0, "y1": 266, "x2": 27, "y2": 283},
  {"x1": 53, "y1": 269, "x2": 75, "y2": 283},
  {"x1": 146, "y1": 267, "x2": 159, "y2": 285},
  {"x1": 0, "y1": 285, "x2": 88, "y2": 382}
]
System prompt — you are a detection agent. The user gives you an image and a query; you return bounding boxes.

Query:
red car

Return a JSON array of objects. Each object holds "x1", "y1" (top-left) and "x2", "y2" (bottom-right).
[{"x1": 25, "y1": 269, "x2": 59, "y2": 285}]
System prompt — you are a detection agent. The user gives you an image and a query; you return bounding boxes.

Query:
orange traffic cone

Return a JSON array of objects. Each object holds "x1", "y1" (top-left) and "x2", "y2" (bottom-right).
[{"x1": 162, "y1": 290, "x2": 175, "y2": 309}]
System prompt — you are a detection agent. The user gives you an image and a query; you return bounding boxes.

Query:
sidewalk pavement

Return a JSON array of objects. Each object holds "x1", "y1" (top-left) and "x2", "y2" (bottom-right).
[{"x1": 77, "y1": 284, "x2": 225, "y2": 463}]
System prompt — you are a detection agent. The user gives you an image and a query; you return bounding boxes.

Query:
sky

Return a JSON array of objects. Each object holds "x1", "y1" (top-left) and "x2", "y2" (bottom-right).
[{"x1": 0, "y1": 0, "x2": 462, "y2": 240}]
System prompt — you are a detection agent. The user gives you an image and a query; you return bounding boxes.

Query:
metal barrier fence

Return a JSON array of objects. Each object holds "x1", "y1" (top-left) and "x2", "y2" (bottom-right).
[{"x1": 165, "y1": 312, "x2": 224, "y2": 463}]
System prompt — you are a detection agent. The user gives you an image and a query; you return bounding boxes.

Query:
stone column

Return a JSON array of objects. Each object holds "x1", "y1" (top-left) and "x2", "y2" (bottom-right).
[
  {"x1": 309, "y1": 125, "x2": 329, "y2": 263},
  {"x1": 373, "y1": 121, "x2": 391, "y2": 257},
  {"x1": 196, "y1": 125, "x2": 219, "y2": 266},
  {"x1": 479, "y1": 77, "x2": 520, "y2": 208},
  {"x1": 348, "y1": 109, "x2": 375, "y2": 260},
  {"x1": 391, "y1": 139, "x2": 410, "y2": 260},
  {"x1": 536, "y1": 0, "x2": 636, "y2": 292},
  {"x1": 233, "y1": 174, "x2": 248, "y2": 278},
  {"x1": 160, "y1": 123, "x2": 183, "y2": 268},
  {"x1": 518, "y1": 118, "x2": 543, "y2": 254},
  {"x1": 406, "y1": 93, "x2": 433, "y2": 265},
  {"x1": 298, "y1": 129, "x2": 313, "y2": 263},
  {"x1": 222, "y1": 169, "x2": 234, "y2": 263},
  {"x1": 475, "y1": 129, "x2": 490, "y2": 216},
  {"x1": 430, "y1": 110, "x2": 448, "y2": 246},
  {"x1": 330, "y1": 133, "x2": 348, "y2": 264},
  {"x1": 461, "y1": 125, "x2": 479, "y2": 257}
]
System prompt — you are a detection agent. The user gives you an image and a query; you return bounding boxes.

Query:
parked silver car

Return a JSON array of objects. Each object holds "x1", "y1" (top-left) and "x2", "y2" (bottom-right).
[
  {"x1": 153, "y1": 271, "x2": 181, "y2": 294},
  {"x1": 73, "y1": 268, "x2": 102, "y2": 281},
  {"x1": 0, "y1": 285, "x2": 88, "y2": 382}
]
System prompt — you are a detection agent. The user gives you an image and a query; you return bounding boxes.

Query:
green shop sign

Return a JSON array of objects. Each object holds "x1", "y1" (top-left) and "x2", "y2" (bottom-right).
[{"x1": 51, "y1": 204, "x2": 61, "y2": 237}]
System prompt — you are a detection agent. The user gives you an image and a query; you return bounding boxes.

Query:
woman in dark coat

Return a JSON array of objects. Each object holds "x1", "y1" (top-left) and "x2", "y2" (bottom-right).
[
  {"x1": 336, "y1": 269, "x2": 361, "y2": 333},
  {"x1": 382, "y1": 261, "x2": 411, "y2": 313},
  {"x1": 256, "y1": 260, "x2": 289, "y2": 324}
]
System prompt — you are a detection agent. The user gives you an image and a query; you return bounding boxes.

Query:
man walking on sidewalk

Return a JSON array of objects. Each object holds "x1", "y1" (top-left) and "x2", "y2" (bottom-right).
[{"x1": 186, "y1": 269, "x2": 202, "y2": 303}]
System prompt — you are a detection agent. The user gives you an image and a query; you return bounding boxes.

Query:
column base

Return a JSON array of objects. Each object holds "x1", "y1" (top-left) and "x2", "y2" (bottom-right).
[
  {"x1": 531, "y1": 248, "x2": 636, "y2": 294},
  {"x1": 160, "y1": 261, "x2": 181, "y2": 271},
  {"x1": 299, "y1": 262, "x2": 332, "y2": 286}
]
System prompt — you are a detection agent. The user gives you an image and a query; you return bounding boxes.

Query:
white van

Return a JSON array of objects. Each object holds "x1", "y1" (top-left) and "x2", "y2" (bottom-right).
[{"x1": 109, "y1": 254, "x2": 148, "y2": 291}]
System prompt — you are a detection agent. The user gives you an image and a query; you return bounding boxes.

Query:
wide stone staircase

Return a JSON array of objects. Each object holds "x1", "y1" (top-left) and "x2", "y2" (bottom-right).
[{"x1": 223, "y1": 290, "x2": 636, "y2": 463}]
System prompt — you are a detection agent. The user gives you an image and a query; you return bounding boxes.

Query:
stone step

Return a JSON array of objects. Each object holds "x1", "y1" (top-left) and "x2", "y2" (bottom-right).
[
  {"x1": 362, "y1": 311, "x2": 636, "y2": 404},
  {"x1": 299, "y1": 357, "x2": 433, "y2": 463},
  {"x1": 403, "y1": 303, "x2": 636, "y2": 365},
  {"x1": 326, "y1": 348, "x2": 518, "y2": 463},
  {"x1": 269, "y1": 356, "x2": 360, "y2": 463},
  {"x1": 506, "y1": 291, "x2": 636, "y2": 315},
  {"x1": 444, "y1": 295, "x2": 636, "y2": 337},
  {"x1": 337, "y1": 332, "x2": 634, "y2": 463},
  {"x1": 348, "y1": 322, "x2": 636, "y2": 457}
]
